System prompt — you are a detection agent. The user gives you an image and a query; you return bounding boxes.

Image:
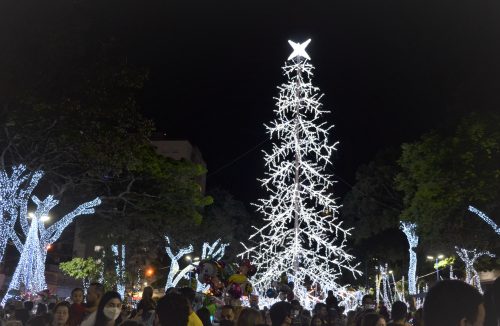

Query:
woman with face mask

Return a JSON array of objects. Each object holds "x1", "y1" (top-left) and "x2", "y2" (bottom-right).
[{"x1": 94, "y1": 292, "x2": 123, "y2": 326}]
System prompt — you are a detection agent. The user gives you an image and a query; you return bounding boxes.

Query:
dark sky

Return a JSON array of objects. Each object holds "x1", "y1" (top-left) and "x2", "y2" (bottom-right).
[{"x1": 3, "y1": 0, "x2": 500, "y2": 203}]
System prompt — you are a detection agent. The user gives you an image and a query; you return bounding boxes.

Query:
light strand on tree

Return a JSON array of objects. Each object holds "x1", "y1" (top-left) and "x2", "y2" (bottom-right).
[
  {"x1": 455, "y1": 247, "x2": 495, "y2": 294},
  {"x1": 112, "y1": 244, "x2": 126, "y2": 297},
  {"x1": 400, "y1": 222, "x2": 418, "y2": 295},
  {"x1": 164, "y1": 236, "x2": 194, "y2": 291},
  {"x1": 2, "y1": 193, "x2": 100, "y2": 306},
  {"x1": 196, "y1": 239, "x2": 228, "y2": 292},
  {"x1": 0, "y1": 165, "x2": 43, "y2": 262},
  {"x1": 239, "y1": 39, "x2": 360, "y2": 308},
  {"x1": 468, "y1": 206, "x2": 500, "y2": 236}
]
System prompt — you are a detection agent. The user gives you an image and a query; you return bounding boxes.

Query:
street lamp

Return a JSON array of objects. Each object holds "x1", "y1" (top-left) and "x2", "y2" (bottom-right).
[{"x1": 427, "y1": 254, "x2": 445, "y2": 281}]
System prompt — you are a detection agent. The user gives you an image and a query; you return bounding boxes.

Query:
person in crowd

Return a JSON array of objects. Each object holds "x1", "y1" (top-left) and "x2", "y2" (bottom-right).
[
  {"x1": 346, "y1": 310, "x2": 357, "y2": 326},
  {"x1": 93, "y1": 292, "x2": 122, "y2": 326},
  {"x1": 178, "y1": 287, "x2": 203, "y2": 326},
  {"x1": 156, "y1": 292, "x2": 190, "y2": 326},
  {"x1": 14, "y1": 301, "x2": 30, "y2": 326},
  {"x1": 196, "y1": 308, "x2": 211, "y2": 326},
  {"x1": 35, "y1": 305, "x2": 48, "y2": 317},
  {"x1": 361, "y1": 313, "x2": 386, "y2": 326},
  {"x1": 221, "y1": 306, "x2": 235, "y2": 322},
  {"x1": 313, "y1": 304, "x2": 328, "y2": 324},
  {"x1": 484, "y1": 277, "x2": 500, "y2": 326},
  {"x1": 411, "y1": 309, "x2": 422, "y2": 326},
  {"x1": 325, "y1": 291, "x2": 339, "y2": 312},
  {"x1": 387, "y1": 301, "x2": 409, "y2": 326},
  {"x1": 23, "y1": 303, "x2": 34, "y2": 318},
  {"x1": 269, "y1": 301, "x2": 292, "y2": 326},
  {"x1": 424, "y1": 280, "x2": 485, "y2": 326},
  {"x1": 289, "y1": 300, "x2": 308, "y2": 326},
  {"x1": 236, "y1": 308, "x2": 264, "y2": 326},
  {"x1": 26, "y1": 316, "x2": 49, "y2": 326},
  {"x1": 378, "y1": 306, "x2": 389, "y2": 324},
  {"x1": 355, "y1": 295, "x2": 376, "y2": 326},
  {"x1": 136, "y1": 287, "x2": 155, "y2": 326},
  {"x1": 47, "y1": 305, "x2": 55, "y2": 316},
  {"x1": 310, "y1": 315, "x2": 323, "y2": 326},
  {"x1": 51, "y1": 302, "x2": 71, "y2": 326},
  {"x1": 69, "y1": 288, "x2": 86, "y2": 326},
  {"x1": 81, "y1": 283, "x2": 105, "y2": 326}
]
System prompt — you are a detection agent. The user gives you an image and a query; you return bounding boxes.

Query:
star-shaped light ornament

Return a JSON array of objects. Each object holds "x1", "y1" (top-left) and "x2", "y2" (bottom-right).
[{"x1": 287, "y1": 39, "x2": 312, "y2": 61}]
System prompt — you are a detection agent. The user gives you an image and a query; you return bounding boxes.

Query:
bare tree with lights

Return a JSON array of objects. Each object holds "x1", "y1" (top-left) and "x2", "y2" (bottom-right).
[{"x1": 240, "y1": 39, "x2": 360, "y2": 307}]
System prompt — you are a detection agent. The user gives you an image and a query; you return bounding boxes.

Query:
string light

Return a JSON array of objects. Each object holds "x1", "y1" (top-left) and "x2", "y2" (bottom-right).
[
  {"x1": 1, "y1": 192, "x2": 101, "y2": 306},
  {"x1": 239, "y1": 39, "x2": 360, "y2": 309},
  {"x1": 400, "y1": 222, "x2": 418, "y2": 295},
  {"x1": 0, "y1": 165, "x2": 43, "y2": 262},
  {"x1": 164, "y1": 236, "x2": 193, "y2": 291},
  {"x1": 455, "y1": 247, "x2": 495, "y2": 294},
  {"x1": 468, "y1": 206, "x2": 500, "y2": 236},
  {"x1": 112, "y1": 244, "x2": 126, "y2": 297}
]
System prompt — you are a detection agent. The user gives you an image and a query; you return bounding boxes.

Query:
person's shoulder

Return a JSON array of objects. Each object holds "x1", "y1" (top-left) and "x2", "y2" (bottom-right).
[
  {"x1": 81, "y1": 311, "x2": 97, "y2": 326},
  {"x1": 188, "y1": 312, "x2": 203, "y2": 326}
]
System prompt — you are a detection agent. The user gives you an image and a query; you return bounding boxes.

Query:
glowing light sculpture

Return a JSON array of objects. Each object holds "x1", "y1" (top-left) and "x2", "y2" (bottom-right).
[
  {"x1": 455, "y1": 247, "x2": 495, "y2": 294},
  {"x1": 468, "y1": 206, "x2": 500, "y2": 236},
  {"x1": 112, "y1": 244, "x2": 126, "y2": 297},
  {"x1": 1, "y1": 195, "x2": 101, "y2": 306},
  {"x1": 400, "y1": 222, "x2": 418, "y2": 295},
  {"x1": 165, "y1": 236, "x2": 194, "y2": 291},
  {"x1": 240, "y1": 39, "x2": 360, "y2": 308},
  {"x1": 0, "y1": 165, "x2": 43, "y2": 262},
  {"x1": 164, "y1": 237, "x2": 228, "y2": 291}
]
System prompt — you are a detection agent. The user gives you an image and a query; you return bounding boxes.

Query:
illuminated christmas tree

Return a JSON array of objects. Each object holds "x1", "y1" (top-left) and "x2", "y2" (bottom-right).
[{"x1": 241, "y1": 39, "x2": 360, "y2": 307}]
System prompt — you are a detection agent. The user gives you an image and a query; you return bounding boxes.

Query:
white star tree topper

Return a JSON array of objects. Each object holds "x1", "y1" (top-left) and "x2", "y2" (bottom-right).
[
  {"x1": 240, "y1": 38, "x2": 360, "y2": 308},
  {"x1": 287, "y1": 39, "x2": 311, "y2": 60}
]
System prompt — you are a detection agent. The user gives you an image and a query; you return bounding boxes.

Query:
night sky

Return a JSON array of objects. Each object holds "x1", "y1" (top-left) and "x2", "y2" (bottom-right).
[{"x1": 4, "y1": 0, "x2": 500, "y2": 204}]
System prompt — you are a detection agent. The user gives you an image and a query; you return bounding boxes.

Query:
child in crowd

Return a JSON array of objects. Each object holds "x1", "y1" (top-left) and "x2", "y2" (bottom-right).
[{"x1": 69, "y1": 288, "x2": 86, "y2": 326}]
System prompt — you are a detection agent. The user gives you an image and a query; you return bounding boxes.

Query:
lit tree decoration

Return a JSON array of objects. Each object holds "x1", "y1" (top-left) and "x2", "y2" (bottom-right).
[
  {"x1": 240, "y1": 39, "x2": 360, "y2": 307},
  {"x1": 112, "y1": 244, "x2": 126, "y2": 297},
  {"x1": 1, "y1": 195, "x2": 101, "y2": 305},
  {"x1": 164, "y1": 237, "x2": 228, "y2": 291},
  {"x1": 0, "y1": 165, "x2": 43, "y2": 262},
  {"x1": 400, "y1": 221, "x2": 418, "y2": 295},
  {"x1": 455, "y1": 247, "x2": 495, "y2": 294},
  {"x1": 468, "y1": 206, "x2": 500, "y2": 236},
  {"x1": 378, "y1": 264, "x2": 393, "y2": 308}
]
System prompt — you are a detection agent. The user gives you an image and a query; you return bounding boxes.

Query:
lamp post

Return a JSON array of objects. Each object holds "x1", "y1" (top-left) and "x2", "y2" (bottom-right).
[{"x1": 427, "y1": 254, "x2": 444, "y2": 281}]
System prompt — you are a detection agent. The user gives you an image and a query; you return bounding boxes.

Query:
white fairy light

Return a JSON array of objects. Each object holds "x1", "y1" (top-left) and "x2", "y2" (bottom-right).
[
  {"x1": 196, "y1": 238, "x2": 228, "y2": 292},
  {"x1": 400, "y1": 222, "x2": 418, "y2": 295},
  {"x1": 1, "y1": 193, "x2": 101, "y2": 306},
  {"x1": 164, "y1": 236, "x2": 194, "y2": 291},
  {"x1": 455, "y1": 247, "x2": 495, "y2": 294},
  {"x1": 468, "y1": 206, "x2": 500, "y2": 236},
  {"x1": 0, "y1": 165, "x2": 43, "y2": 263},
  {"x1": 240, "y1": 39, "x2": 360, "y2": 309},
  {"x1": 112, "y1": 244, "x2": 126, "y2": 297}
]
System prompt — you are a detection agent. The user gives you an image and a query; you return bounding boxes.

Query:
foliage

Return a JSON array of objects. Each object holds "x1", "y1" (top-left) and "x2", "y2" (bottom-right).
[
  {"x1": 395, "y1": 113, "x2": 500, "y2": 261},
  {"x1": 59, "y1": 257, "x2": 102, "y2": 284}
]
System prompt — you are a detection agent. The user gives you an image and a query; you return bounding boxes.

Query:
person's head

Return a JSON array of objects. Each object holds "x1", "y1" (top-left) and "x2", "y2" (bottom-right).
[
  {"x1": 311, "y1": 315, "x2": 323, "y2": 326},
  {"x1": 424, "y1": 280, "x2": 484, "y2": 326},
  {"x1": 36, "y1": 303, "x2": 48, "y2": 316},
  {"x1": 86, "y1": 283, "x2": 105, "y2": 307},
  {"x1": 71, "y1": 288, "x2": 84, "y2": 305},
  {"x1": 328, "y1": 290, "x2": 334, "y2": 297},
  {"x1": 484, "y1": 276, "x2": 500, "y2": 326},
  {"x1": 361, "y1": 313, "x2": 386, "y2": 326},
  {"x1": 237, "y1": 308, "x2": 264, "y2": 326},
  {"x1": 178, "y1": 287, "x2": 196, "y2": 308},
  {"x1": 196, "y1": 307, "x2": 212, "y2": 326},
  {"x1": 269, "y1": 302, "x2": 292, "y2": 326},
  {"x1": 142, "y1": 287, "x2": 153, "y2": 300},
  {"x1": 95, "y1": 291, "x2": 122, "y2": 326},
  {"x1": 156, "y1": 292, "x2": 190, "y2": 326},
  {"x1": 314, "y1": 303, "x2": 327, "y2": 319},
  {"x1": 221, "y1": 305, "x2": 235, "y2": 321},
  {"x1": 24, "y1": 301, "x2": 34, "y2": 312},
  {"x1": 52, "y1": 302, "x2": 71, "y2": 326},
  {"x1": 390, "y1": 301, "x2": 407, "y2": 322},
  {"x1": 27, "y1": 315, "x2": 49, "y2": 326},
  {"x1": 361, "y1": 295, "x2": 375, "y2": 311}
]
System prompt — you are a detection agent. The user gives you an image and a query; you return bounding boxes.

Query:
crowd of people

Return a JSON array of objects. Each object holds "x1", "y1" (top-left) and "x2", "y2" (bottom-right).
[{"x1": 0, "y1": 278, "x2": 498, "y2": 326}]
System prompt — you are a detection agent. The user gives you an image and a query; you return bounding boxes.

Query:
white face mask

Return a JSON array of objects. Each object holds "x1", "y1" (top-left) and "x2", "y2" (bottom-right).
[{"x1": 103, "y1": 307, "x2": 121, "y2": 321}]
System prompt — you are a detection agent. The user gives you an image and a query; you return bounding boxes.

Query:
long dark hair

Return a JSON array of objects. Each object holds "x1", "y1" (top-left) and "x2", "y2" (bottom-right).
[{"x1": 95, "y1": 291, "x2": 122, "y2": 326}]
